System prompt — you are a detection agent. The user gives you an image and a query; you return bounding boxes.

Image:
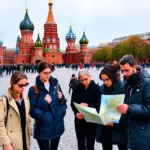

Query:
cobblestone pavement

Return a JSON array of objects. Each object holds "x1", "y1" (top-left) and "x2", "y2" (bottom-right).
[{"x1": 2, "y1": 67, "x2": 146, "y2": 150}]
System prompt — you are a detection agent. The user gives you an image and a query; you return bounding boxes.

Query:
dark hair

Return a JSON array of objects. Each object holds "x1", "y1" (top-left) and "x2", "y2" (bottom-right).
[
  {"x1": 37, "y1": 61, "x2": 52, "y2": 73},
  {"x1": 99, "y1": 65, "x2": 120, "y2": 83},
  {"x1": 72, "y1": 74, "x2": 76, "y2": 77},
  {"x1": 119, "y1": 55, "x2": 136, "y2": 67},
  {"x1": 11, "y1": 71, "x2": 28, "y2": 85}
]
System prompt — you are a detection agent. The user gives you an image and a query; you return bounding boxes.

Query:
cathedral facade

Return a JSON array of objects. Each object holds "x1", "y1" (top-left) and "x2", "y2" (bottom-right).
[{"x1": 0, "y1": 0, "x2": 94, "y2": 65}]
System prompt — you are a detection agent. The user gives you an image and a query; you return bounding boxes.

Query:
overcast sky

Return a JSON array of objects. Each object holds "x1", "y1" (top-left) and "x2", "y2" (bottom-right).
[{"x1": 1, "y1": 0, "x2": 150, "y2": 50}]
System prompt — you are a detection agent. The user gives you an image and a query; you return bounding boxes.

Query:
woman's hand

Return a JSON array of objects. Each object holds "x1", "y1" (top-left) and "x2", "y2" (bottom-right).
[
  {"x1": 106, "y1": 123, "x2": 114, "y2": 127},
  {"x1": 4, "y1": 144, "x2": 13, "y2": 150},
  {"x1": 76, "y1": 113, "x2": 84, "y2": 120},
  {"x1": 58, "y1": 91, "x2": 63, "y2": 99},
  {"x1": 81, "y1": 103, "x2": 88, "y2": 107},
  {"x1": 44, "y1": 94, "x2": 52, "y2": 104}
]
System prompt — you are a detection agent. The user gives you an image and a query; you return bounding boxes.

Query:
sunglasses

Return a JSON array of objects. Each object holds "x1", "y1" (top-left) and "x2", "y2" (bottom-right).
[{"x1": 16, "y1": 82, "x2": 29, "y2": 88}]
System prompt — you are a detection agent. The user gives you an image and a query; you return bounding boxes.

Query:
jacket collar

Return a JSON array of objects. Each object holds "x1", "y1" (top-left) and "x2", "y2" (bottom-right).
[
  {"x1": 8, "y1": 89, "x2": 29, "y2": 120},
  {"x1": 35, "y1": 75, "x2": 58, "y2": 91}
]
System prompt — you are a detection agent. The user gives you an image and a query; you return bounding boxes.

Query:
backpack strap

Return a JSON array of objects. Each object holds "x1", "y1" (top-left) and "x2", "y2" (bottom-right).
[
  {"x1": 33, "y1": 86, "x2": 39, "y2": 100},
  {"x1": 56, "y1": 84, "x2": 60, "y2": 91},
  {"x1": 1, "y1": 95, "x2": 9, "y2": 126}
]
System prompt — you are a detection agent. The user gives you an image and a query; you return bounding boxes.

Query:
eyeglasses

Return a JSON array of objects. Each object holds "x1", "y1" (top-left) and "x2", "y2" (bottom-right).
[
  {"x1": 79, "y1": 78, "x2": 88, "y2": 82},
  {"x1": 43, "y1": 71, "x2": 51, "y2": 75},
  {"x1": 16, "y1": 82, "x2": 29, "y2": 88},
  {"x1": 101, "y1": 78, "x2": 110, "y2": 83}
]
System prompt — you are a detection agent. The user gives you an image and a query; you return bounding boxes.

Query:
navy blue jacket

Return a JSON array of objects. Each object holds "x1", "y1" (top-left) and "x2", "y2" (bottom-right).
[
  {"x1": 28, "y1": 76, "x2": 67, "y2": 140},
  {"x1": 96, "y1": 80, "x2": 126, "y2": 145},
  {"x1": 123, "y1": 70, "x2": 150, "y2": 150}
]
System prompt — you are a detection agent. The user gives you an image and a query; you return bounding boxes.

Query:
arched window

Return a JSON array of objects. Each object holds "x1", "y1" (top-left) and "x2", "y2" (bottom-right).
[
  {"x1": 49, "y1": 45, "x2": 52, "y2": 50},
  {"x1": 54, "y1": 45, "x2": 57, "y2": 49}
]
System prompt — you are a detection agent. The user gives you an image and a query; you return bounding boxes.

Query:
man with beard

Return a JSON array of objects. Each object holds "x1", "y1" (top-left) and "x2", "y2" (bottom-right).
[{"x1": 117, "y1": 55, "x2": 150, "y2": 150}]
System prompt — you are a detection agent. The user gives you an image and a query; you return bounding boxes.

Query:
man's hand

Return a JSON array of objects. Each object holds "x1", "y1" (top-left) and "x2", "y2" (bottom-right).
[
  {"x1": 81, "y1": 103, "x2": 88, "y2": 107},
  {"x1": 106, "y1": 123, "x2": 114, "y2": 127},
  {"x1": 117, "y1": 104, "x2": 129, "y2": 114},
  {"x1": 76, "y1": 113, "x2": 84, "y2": 120},
  {"x1": 4, "y1": 144, "x2": 13, "y2": 150}
]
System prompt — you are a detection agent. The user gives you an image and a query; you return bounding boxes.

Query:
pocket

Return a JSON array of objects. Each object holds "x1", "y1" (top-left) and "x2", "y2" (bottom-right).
[
  {"x1": 53, "y1": 104, "x2": 66, "y2": 122},
  {"x1": 40, "y1": 111, "x2": 53, "y2": 126}
]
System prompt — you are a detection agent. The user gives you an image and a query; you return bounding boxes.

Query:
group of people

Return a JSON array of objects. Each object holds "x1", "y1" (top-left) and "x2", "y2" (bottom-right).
[{"x1": 0, "y1": 54, "x2": 150, "y2": 150}]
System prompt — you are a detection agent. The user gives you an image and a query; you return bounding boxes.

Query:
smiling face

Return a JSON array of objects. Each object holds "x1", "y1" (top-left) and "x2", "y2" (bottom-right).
[{"x1": 79, "y1": 74, "x2": 91, "y2": 88}]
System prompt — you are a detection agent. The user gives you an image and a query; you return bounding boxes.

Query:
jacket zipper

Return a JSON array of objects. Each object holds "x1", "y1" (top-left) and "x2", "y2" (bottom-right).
[{"x1": 128, "y1": 88, "x2": 133, "y2": 149}]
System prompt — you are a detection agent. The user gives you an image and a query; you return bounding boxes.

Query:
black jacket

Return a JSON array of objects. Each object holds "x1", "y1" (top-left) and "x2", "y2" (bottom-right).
[{"x1": 71, "y1": 80, "x2": 100, "y2": 116}]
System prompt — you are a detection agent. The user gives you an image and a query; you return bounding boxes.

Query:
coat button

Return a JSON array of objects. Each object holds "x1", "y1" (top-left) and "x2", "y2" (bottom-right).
[
  {"x1": 10, "y1": 114, "x2": 12, "y2": 117},
  {"x1": 10, "y1": 131, "x2": 12, "y2": 133},
  {"x1": 142, "y1": 127, "x2": 144, "y2": 130}
]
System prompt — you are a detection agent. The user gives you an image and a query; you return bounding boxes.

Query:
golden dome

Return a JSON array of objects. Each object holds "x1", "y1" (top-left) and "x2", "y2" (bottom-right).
[{"x1": 49, "y1": 0, "x2": 53, "y2": 4}]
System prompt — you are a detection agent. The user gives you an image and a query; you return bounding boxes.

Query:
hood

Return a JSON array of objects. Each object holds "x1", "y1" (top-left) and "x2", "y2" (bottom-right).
[
  {"x1": 136, "y1": 65, "x2": 150, "y2": 78},
  {"x1": 35, "y1": 75, "x2": 58, "y2": 90}
]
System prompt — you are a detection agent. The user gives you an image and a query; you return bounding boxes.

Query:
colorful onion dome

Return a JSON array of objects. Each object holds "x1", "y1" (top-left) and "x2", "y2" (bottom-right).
[
  {"x1": 66, "y1": 26, "x2": 76, "y2": 40},
  {"x1": 35, "y1": 34, "x2": 43, "y2": 47},
  {"x1": 0, "y1": 40, "x2": 3, "y2": 45},
  {"x1": 79, "y1": 31, "x2": 89, "y2": 44},
  {"x1": 15, "y1": 46, "x2": 19, "y2": 54},
  {"x1": 20, "y1": 9, "x2": 34, "y2": 31}
]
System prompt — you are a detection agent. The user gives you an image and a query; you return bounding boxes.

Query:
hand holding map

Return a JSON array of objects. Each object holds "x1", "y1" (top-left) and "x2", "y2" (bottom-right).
[{"x1": 74, "y1": 94, "x2": 125, "y2": 125}]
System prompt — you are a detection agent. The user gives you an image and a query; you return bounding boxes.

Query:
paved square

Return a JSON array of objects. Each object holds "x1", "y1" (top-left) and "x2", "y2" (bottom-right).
[{"x1": 1, "y1": 67, "x2": 149, "y2": 149}]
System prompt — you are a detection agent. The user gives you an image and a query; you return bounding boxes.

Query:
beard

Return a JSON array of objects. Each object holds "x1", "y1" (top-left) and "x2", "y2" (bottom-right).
[{"x1": 124, "y1": 70, "x2": 136, "y2": 80}]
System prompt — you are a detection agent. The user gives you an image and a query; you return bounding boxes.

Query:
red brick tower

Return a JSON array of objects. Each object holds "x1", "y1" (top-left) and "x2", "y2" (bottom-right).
[
  {"x1": 0, "y1": 40, "x2": 4, "y2": 64},
  {"x1": 65, "y1": 26, "x2": 77, "y2": 53},
  {"x1": 79, "y1": 31, "x2": 92, "y2": 63},
  {"x1": 16, "y1": 8, "x2": 34, "y2": 64},
  {"x1": 43, "y1": 0, "x2": 62, "y2": 64},
  {"x1": 31, "y1": 33, "x2": 44, "y2": 64},
  {"x1": 79, "y1": 31, "x2": 89, "y2": 52}
]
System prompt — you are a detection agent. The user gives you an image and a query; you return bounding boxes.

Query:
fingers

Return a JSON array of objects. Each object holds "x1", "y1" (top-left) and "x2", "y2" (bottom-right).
[
  {"x1": 58, "y1": 91, "x2": 62, "y2": 99},
  {"x1": 81, "y1": 103, "x2": 88, "y2": 107}
]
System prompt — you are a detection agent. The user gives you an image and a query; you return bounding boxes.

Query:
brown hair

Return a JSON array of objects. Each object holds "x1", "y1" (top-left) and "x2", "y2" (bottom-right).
[
  {"x1": 9, "y1": 72, "x2": 28, "y2": 99},
  {"x1": 37, "y1": 61, "x2": 52, "y2": 73}
]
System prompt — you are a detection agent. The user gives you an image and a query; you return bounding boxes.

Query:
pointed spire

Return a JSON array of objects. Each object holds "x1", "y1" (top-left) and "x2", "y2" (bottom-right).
[
  {"x1": 49, "y1": 0, "x2": 53, "y2": 4},
  {"x1": 47, "y1": 0, "x2": 54, "y2": 23}
]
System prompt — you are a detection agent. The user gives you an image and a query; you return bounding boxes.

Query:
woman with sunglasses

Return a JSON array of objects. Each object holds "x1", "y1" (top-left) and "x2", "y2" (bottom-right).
[
  {"x1": 0, "y1": 72, "x2": 31, "y2": 150},
  {"x1": 71, "y1": 69, "x2": 100, "y2": 150},
  {"x1": 28, "y1": 61, "x2": 67, "y2": 150},
  {"x1": 96, "y1": 65, "x2": 127, "y2": 150}
]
